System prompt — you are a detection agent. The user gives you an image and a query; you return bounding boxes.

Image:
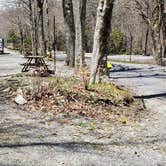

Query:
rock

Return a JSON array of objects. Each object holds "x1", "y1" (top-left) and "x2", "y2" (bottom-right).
[
  {"x1": 14, "y1": 94, "x2": 27, "y2": 105},
  {"x1": 3, "y1": 88, "x2": 11, "y2": 93}
]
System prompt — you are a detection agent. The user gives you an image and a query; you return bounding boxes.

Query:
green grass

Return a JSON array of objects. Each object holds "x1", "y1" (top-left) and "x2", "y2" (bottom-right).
[{"x1": 89, "y1": 82, "x2": 133, "y2": 105}]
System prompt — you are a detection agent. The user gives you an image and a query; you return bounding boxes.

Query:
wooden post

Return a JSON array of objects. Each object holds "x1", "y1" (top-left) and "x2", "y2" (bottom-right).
[{"x1": 53, "y1": 16, "x2": 56, "y2": 72}]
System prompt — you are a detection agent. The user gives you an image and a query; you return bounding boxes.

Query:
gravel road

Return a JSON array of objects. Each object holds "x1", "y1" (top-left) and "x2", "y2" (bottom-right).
[{"x1": 0, "y1": 52, "x2": 166, "y2": 166}]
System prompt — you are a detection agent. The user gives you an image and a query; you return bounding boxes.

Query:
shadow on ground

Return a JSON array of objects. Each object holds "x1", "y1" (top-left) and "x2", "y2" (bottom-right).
[
  {"x1": 0, "y1": 137, "x2": 166, "y2": 152},
  {"x1": 0, "y1": 53, "x2": 10, "y2": 55},
  {"x1": 111, "y1": 64, "x2": 166, "y2": 79},
  {"x1": 134, "y1": 93, "x2": 166, "y2": 99}
]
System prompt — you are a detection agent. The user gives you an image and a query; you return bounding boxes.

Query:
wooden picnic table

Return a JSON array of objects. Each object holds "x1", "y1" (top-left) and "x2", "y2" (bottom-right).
[{"x1": 22, "y1": 56, "x2": 49, "y2": 72}]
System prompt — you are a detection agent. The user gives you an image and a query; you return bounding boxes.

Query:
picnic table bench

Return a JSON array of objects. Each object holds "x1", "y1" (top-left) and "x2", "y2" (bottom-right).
[{"x1": 21, "y1": 56, "x2": 49, "y2": 72}]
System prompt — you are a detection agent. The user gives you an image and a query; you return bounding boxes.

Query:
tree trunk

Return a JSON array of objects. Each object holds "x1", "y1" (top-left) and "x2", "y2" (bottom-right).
[
  {"x1": 161, "y1": 0, "x2": 166, "y2": 62},
  {"x1": 17, "y1": 17, "x2": 24, "y2": 54},
  {"x1": 16, "y1": 2, "x2": 24, "y2": 54},
  {"x1": 19, "y1": 26, "x2": 24, "y2": 54},
  {"x1": 129, "y1": 33, "x2": 133, "y2": 55},
  {"x1": 144, "y1": 26, "x2": 149, "y2": 56},
  {"x1": 150, "y1": 0, "x2": 166, "y2": 65},
  {"x1": 89, "y1": 0, "x2": 114, "y2": 84},
  {"x1": 162, "y1": 17, "x2": 166, "y2": 60},
  {"x1": 37, "y1": 0, "x2": 45, "y2": 57},
  {"x1": 45, "y1": 0, "x2": 52, "y2": 57},
  {"x1": 144, "y1": 4, "x2": 150, "y2": 56},
  {"x1": 62, "y1": 0, "x2": 75, "y2": 67},
  {"x1": 151, "y1": 29, "x2": 163, "y2": 65},
  {"x1": 31, "y1": 0, "x2": 38, "y2": 57},
  {"x1": 75, "y1": 0, "x2": 87, "y2": 71}
]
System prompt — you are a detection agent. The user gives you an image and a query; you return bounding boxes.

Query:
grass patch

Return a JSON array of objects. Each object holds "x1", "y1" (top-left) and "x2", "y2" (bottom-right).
[{"x1": 2, "y1": 75, "x2": 145, "y2": 122}]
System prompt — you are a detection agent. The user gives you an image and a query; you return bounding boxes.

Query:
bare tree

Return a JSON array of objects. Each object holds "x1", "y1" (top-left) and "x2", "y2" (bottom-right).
[{"x1": 136, "y1": 0, "x2": 166, "y2": 65}]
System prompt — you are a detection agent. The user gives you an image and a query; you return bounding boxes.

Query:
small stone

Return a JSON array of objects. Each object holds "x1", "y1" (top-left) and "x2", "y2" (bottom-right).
[
  {"x1": 3, "y1": 88, "x2": 10, "y2": 93},
  {"x1": 15, "y1": 94, "x2": 27, "y2": 105}
]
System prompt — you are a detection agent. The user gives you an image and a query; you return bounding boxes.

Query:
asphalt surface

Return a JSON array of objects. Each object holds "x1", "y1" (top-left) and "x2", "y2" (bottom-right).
[
  {"x1": 0, "y1": 52, "x2": 24, "y2": 77},
  {"x1": 111, "y1": 62, "x2": 166, "y2": 113}
]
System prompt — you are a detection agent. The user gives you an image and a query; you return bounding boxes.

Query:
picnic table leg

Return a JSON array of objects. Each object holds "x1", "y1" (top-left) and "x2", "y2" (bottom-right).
[
  {"x1": 22, "y1": 58, "x2": 33, "y2": 72},
  {"x1": 40, "y1": 58, "x2": 48, "y2": 70},
  {"x1": 22, "y1": 58, "x2": 30, "y2": 72}
]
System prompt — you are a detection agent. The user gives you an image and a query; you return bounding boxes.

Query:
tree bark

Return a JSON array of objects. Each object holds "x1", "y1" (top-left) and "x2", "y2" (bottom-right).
[
  {"x1": 17, "y1": 16, "x2": 24, "y2": 54},
  {"x1": 144, "y1": 26, "x2": 149, "y2": 56},
  {"x1": 151, "y1": 0, "x2": 165, "y2": 65},
  {"x1": 135, "y1": 0, "x2": 166, "y2": 65},
  {"x1": 160, "y1": 0, "x2": 166, "y2": 61},
  {"x1": 62, "y1": 0, "x2": 75, "y2": 67},
  {"x1": 129, "y1": 32, "x2": 133, "y2": 55},
  {"x1": 89, "y1": 0, "x2": 114, "y2": 84},
  {"x1": 16, "y1": 1, "x2": 25, "y2": 54},
  {"x1": 37, "y1": 0, "x2": 45, "y2": 57},
  {"x1": 19, "y1": 25, "x2": 24, "y2": 54},
  {"x1": 45, "y1": 0, "x2": 52, "y2": 57},
  {"x1": 31, "y1": 0, "x2": 38, "y2": 57},
  {"x1": 144, "y1": 3, "x2": 150, "y2": 56},
  {"x1": 75, "y1": 0, "x2": 87, "y2": 71}
]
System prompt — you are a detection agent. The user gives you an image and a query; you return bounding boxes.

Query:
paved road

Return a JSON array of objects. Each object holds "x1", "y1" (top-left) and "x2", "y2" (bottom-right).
[
  {"x1": 0, "y1": 52, "x2": 24, "y2": 77},
  {"x1": 111, "y1": 62, "x2": 166, "y2": 112}
]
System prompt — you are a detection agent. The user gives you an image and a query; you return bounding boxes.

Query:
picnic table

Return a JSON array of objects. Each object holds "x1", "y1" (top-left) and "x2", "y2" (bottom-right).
[{"x1": 21, "y1": 56, "x2": 49, "y2": 72}]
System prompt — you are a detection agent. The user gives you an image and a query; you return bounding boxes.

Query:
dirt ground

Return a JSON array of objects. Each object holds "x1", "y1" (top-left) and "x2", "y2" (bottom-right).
[{"x1": 0, "y1": 76, "x2": 166, "y2": 166}]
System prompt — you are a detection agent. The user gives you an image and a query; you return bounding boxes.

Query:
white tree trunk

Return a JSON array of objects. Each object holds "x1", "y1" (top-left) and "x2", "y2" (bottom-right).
[{"x1": 89, "y1": 0, "x2": 114, "y2": 84}]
